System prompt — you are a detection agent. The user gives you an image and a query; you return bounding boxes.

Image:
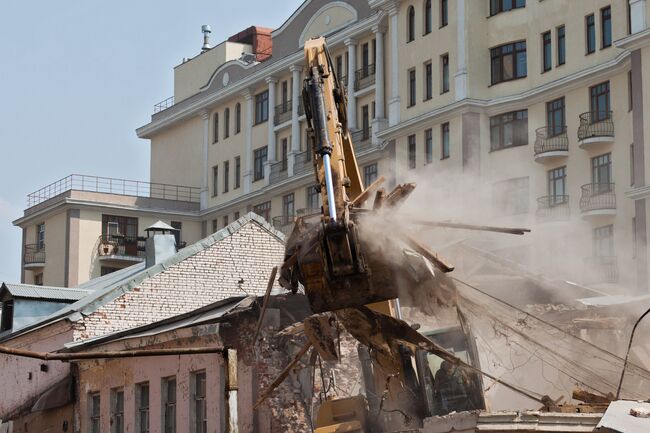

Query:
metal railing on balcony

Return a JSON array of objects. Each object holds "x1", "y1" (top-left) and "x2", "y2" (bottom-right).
[
  {"x1": 97, "y1": 235, "x2": 146, "y2": 260},
  {"x1": 294, "y1": 151, "x2": 313, "y2": 175},
  {"x1": 584, "y1": 256, "x2": 619, "y2": 284},
  {"x1": 274, "y1": 100, "x2": 293, "y2": 125},
  {"x1": 351, "y1": 127, "x2": 373, "y2": 152},
  {"x1": 26, "y1": 174, "x2": 202, "y2": 208},
  {"x1": 154, "y1": 96, "x2": 175, "y2": 114},
  {"x1": 577, "y1": 111, "x2": 614, "y2": 141},
  {"x1": 355, "y1": 64, "x2": 376, "y2": 91},
  {"x1": 579, "y1": 183, "x2": 616, "y2": 213},
  {"x1": 24, "y1": 244, "x2": 45, "y2": 265},
  {"x1": 534, "y1": 126, "x2": 569, "y2": 156},
  {"x1": 269, "y1": 161, "x2": 289, "y2": 185},
  {"x1": 536, "y1": 195, "x2": 570, "y2": 221}
]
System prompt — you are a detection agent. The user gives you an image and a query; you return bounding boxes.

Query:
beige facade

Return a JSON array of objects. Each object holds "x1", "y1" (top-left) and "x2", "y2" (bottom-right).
[{"x1": 14, "y1": 0, "x2": 650, "y2": 292}]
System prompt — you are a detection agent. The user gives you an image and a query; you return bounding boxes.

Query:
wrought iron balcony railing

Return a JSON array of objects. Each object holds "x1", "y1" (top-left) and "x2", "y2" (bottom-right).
[
  {"x1": 536, "y1": 195, "x2": 570, "y2": 221},
  {"x1": 269, "y1": 160, "x2": 289, "y2": 185},
  {"x1": 24, "y1": 244, "x2": 45, "y2": 265},
  {"x1": 579, "y1": 183, "x2": 616, "y2": 213},
  {"x1": 534, "y1": 126, "x2": 569, "y2": 156},
  {"x1": 97, "y1": 235, "x2": 146, "y2": 260},
  {"x1": 584, "y1": 256, "x2": 619, "y2": 284},
  {"x1": 154, "y1": 96, "x2": 175, "y2": 114},
  {"x1": 26, "y1": 174, "x2": 201, "y2": 209},
  {"x1": 293, "y1": 151, "x2": 312, "y2": 175},
  {"x1": 577, "y1": 111, "x2": 614, "y2": 141},
  {"x1": 355, "y1": 64, "x2": 376, "y2": 91},
  {"x1": 274, "y1": 100, "x2": 293, "y2": 125}
]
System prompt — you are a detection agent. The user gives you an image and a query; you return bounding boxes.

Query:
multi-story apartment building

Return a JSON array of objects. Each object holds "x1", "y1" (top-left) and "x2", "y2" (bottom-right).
[{"x1": 13, "y1": 0, "x2": 650, "y2": 292}]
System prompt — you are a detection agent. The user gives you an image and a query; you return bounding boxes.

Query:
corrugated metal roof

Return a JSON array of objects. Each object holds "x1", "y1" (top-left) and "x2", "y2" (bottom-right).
[{"x1": 1, "y1": 283, "x2": 91, "y2": 302}]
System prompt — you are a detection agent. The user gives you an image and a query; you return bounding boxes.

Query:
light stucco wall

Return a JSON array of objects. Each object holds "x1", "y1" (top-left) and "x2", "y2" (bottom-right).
[{"x1": 150, "y1": 115, "x2": 203, "y2": 188}]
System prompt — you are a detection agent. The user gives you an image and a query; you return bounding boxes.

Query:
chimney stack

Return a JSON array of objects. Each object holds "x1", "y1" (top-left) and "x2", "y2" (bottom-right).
[
  {"x1": 144, "y1": 221, "x2": 179, "y2": 268},
  {"x1": 201, "y1": 25, "x2": 212, "y2": 52}
]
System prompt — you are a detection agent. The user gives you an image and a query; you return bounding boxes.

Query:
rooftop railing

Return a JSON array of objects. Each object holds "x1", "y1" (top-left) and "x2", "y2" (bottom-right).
[
  {"x1": 154, "y1": 96, "x2": 175, "y2": 114},
  {"x1": 27, "y1": 174, "x2": 201, "y2": 208},
  {"x1": 577, "y1": 111, "x2": 614, "y2": 141}
]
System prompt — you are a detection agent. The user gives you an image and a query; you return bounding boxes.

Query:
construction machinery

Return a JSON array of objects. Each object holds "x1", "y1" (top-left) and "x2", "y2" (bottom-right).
[{"x1": 257, "y1": 37, "x2": 529, "y2": 432}]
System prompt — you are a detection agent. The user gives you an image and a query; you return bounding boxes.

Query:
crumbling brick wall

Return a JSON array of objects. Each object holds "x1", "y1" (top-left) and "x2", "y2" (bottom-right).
[{"x1": 73, "y1": 221, "x2": 284, "y2": 341}]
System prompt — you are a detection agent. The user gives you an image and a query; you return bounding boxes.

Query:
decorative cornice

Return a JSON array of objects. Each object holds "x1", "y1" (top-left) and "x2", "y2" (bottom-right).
[
  {"x1": 289, "y1": 64, "x2": 303, "y2": 73},
  {"x1": 265, "y1": 76, "x2": 278, "y2": 84},
  {"x1": 344, "y1": 37, "x2": 358, "y2": 46},
  {"x1": 614, "y1": 28, "x2": 650, "y2": 51}
]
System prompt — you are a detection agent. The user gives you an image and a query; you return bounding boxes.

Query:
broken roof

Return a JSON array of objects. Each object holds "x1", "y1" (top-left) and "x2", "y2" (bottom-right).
[
  {"x1": 0, "y1": 283, "x2": 91, "y2": 302},
  {"x1": 0, "y1": 212, "x2": 284, "y2": 343},
  {"x1": 596, "y1": 400, "x2": 650, "y2": 433}
]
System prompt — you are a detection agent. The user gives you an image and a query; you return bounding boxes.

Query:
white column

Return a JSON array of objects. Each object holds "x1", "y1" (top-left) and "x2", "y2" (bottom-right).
[
  {"x1": 372, "y1": 25, "x2": 388, "y2": 144},
  {"x1": 387, "y1": 7, "x2": 401, "y2": 127},
  {"x1": 345, "y1": 38, "x2": 358, "y2": 131},
  {"x1": 455, "y1": 0, "x2": 468, "y2": 101},
  {"x1": 630, "y1": 0, "x2": 647, "y2": 34},
  {"x1": 264, "y1": 77, "x2": 277, "y2": 186},
  {"x1": 200, "y1": 110, "x2": 209, "y2": 210},
  {"x1": 289, "y1": 65, "x2": 302, "y2": 177},
  {"x1": 243, "y1": 90, "x2": 254, "y2": 194}
]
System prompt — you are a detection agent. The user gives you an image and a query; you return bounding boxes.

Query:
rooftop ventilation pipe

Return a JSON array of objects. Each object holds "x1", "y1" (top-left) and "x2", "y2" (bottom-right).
[
  {"x1": 144, "y1": 221, "x2": 179, "y2": 268},
  {"x1": 201, "y1": 25, "x2": 212, "y2": 52}
]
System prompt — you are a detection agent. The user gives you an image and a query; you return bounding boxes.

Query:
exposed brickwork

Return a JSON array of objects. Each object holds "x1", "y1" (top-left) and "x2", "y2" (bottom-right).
[{"x1": 73, "y1": 221, "x2": 284, "y2": 341}]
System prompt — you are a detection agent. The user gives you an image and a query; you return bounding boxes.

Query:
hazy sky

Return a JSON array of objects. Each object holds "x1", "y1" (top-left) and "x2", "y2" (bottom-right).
[{"x1": 0, "y1": 0, "x2": 303, "y2": 282}]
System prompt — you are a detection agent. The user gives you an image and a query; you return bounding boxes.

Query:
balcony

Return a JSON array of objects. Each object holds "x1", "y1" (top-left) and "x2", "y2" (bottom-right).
[
  {"x1": 536, "y1": 195, "x2": 570, "y2": 222},
  {"x1": 97, "y1": 235, "x2": 146, "y2": 262},
  {"x1": 269, "y1": 160, "x2": 289, "y2": 185},
  {"x1": 351, "y1": 127, "x2": 373, "y2": 152},
  {"x1": 294, "y1": 151, "x2": 313, "y2": 175},
  {"x1": 24, "y1": 244, "x2": 45, "y2": 268},
  {"x1": 579, "y1": 183, "x2": 616, "y2": 217},
  {"x1": 577, "y1": 111, "x2": 614, "y2": 148},
  {"x1": 354, "y1": 64, "x2": 376, "y2": 91},
  {"x1": 583, "y1": 256, "x2": 619, "y2": 284},
  {"x1": 274, "y1": 100, "x2": 293, "y2": 126},
  {"x1": 534, "y1": 127, "x2": 569, "y2": 163}
]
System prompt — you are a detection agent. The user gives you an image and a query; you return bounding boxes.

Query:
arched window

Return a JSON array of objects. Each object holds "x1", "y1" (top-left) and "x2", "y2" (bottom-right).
[
  {"x1": 224, "y1": 108, "x2": 230, "y2": 139},
  {"x1": 424, "y1": 0, "x2": 432, "y2": 34},
  {"x1": 235, "y1": 103, "x2": 241, "y2": 134},
  {"x1": 407, "y1": 6, "x2": 415, "y2": 42},
  {"x1": 213, "y1": 113, "x2": 219, "y2": 143}
]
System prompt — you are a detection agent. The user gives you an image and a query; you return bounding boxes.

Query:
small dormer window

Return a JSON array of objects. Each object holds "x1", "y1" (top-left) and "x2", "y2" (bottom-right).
[{"x1": 1, "y1": 300, "x2": 14, "y2": 332}]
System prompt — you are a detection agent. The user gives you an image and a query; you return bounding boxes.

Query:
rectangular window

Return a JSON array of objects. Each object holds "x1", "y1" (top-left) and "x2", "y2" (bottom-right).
[
  {"x1": 111, "y1": 389, "x2": 124, "y2": 433},
  {"x1": 136, "y1": 383, "x2": 150, "y2": 433},
  {"x1": 425, "y1": 128, "x2": 433, "y2": 163},
  {"x1": 170, "y1": 221, "x2": 182, "y2": 246},
  {"x1": 490, "y1": 0, "x2": 526, "y2": 16},
  {"x1": 336, "y1": 55, "x2": 343, "y2": 79},
  {"x1": 90, "y1": 393, "x2": 101, "y2": 433},
  {"x1": 362, "y1": 105, "x2": 370, "y2": 139},
  {"x1": 408, "y1": 135, "x2": 417, "y2": 169},
  {"x1": 212, "y1": 113, "x2": 219, "y2": 143},
  {"x1": 37, "y1": 223, "x2": 45, "y2": 250},
  {"x1": 255, "y1": 91, "x2": 269, "y2": 124},
  {"x1": 162, "y1": 377, "x2": 176, "y2": 433},
  {"x1": 590, "y1": 81, "x2": 610, "y2": 121},
  {"x1": 234, "y1": 211, "x2": 240, "y2": 220},
  {"x1": 441, "y1": 54, "x2": 449, "y2": 93},
  {"x1": 307, "y1": 187, "x2": 320, "y2": 210},
  {"x1": 424, "y1": 62, "x2": 433, "y2": 101},
  {"x1": 631, "y1": 144, "x2": 635, "y2": 186},
  {"x1": 548, "y1": 166, "x2": 567, "y2": 205},
  {"x1": 102, "y1": 215, "x2": 138, "y2": 238},
  {"x1": 441, "y1": 122, "x2": 450, "y2": 159},
  {"x1": 235, "y1": 156, "x2": 241, "y2": 189},
  {"x1": 34, "y1": 273, "x2": 43, "y2": 286},
  {"x1": 425, "y1": 0, "x2": 432, "y2": 34},
  {"x1": 557, "y1": 25, "x2": 566, "y2": 66},
  {"x1": 408, "y1": 69, "x2": 416, "y2": 107},
  {"x1": 592, "y1": 153, "x2": 612, "y2": 191},
  {"x1": 192, "y1": 372, "x2": 207, "y2": 433},
  {"x1": 224, "y1": 108, "x2": 230, "y2": 139},
  {"x1": 601, "y1": 6, "x2": 612, "y2": 48},
  {"x1": 489, "y1": 109, "x2": 528, "y2": 151},
  {"x1": 283, "y1": 193, "x2": 295, "y2": 217},
  {"x1": 493, "y1": 177, "x2": 530, "y2": 216},
  {"x1": 0, "y1": 300, "x2": 13, "y2": 331},
  {"x1": 223, "y1": 161, "x2": 230, "y2": 193},
  {"x1": 223, "y1": 215, "x2": 229, "y2": 227},
  {"x1": 254, "y1": 146, "x2": 268, "y2": 182},
  {"x1": 362, "y1": 42, "x2": 369, "y2": 72},
  {"x1": 235, "y1": 103, "x2": 241, "y2": 134},
  {"x1": 281, "y1": 81, "x2": 288, "y2": 107},
  {"x1": 253, "y1": 201, "x2": 271, "y2": 222},
  {"x1": 542, "y1": 31, "x2": 552, "y2": 72},
  {"x1": 212, "y1": 166, "x2": 218, "y2": 197},
  {"x1": 281, "y1": 138, "x2": 288, "y2": 171},
  {"x1": 212, "y1": 220, "x2": 218, "y2": 233},
  {"x1": 364, "y1": 163, "x2": 378, "y2": 187},
  {"x1": 593, "y1": 225, "x2": 614, "y2": 257},
  {"x1": 586, "y1": 14, "x2": 596, "y2": 54},
  {"x1": 628, "y1": 1, "x2": 632, "y2": 35},
  {"x1": 491, "y1": 41, "x2": 527, "y2": 85},
  {"x1": 546, "y1": 97, "x2": 566, "y2": 136},
  {"x1": 440, "y1": 0, "x2": 448, "y2": 27}
]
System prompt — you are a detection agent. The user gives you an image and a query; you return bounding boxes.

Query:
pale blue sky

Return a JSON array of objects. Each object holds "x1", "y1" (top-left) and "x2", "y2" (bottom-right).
[{"x1": 0, "y1": 0, "x2": 303, "y2": 282}]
